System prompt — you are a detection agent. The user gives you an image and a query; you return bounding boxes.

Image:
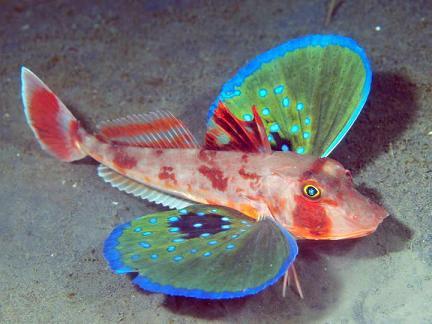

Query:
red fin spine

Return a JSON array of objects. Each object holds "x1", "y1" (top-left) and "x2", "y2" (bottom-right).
[
  {"x1": 251, "y1": 106, "x2": 272, "y2": 153},
  {"x1": 21, "y1": 67, "x2": 87, "y2": 162},
  {"x1": 204, "y1": 101, "x2": 272, "y2": 153}
]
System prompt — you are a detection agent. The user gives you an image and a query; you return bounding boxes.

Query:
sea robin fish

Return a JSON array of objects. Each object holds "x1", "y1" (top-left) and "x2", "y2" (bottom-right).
[{"x1": 21, "y1": 35, "x2": 388, "y2": 299}]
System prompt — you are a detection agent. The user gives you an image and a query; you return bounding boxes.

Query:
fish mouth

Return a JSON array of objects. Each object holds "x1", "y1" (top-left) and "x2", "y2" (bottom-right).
[
  {"x1": 321, "y1": 227, "x2": 378, "y2": 240},
  {"x1": 338, "y1": 189, "x2": 389, "y2": 239},
  {"x1": 289, "y1": 224, "x2": 379, "y2": 240},
  {"x1": 295, "y1": 228, "x2": 376, "y2": 240},
  {"x1": 330, "y1": 209, "x2": 389, "y2": 240},
  {"x1": 300, "y1": 208, "x2": 389, "y2": 240}
]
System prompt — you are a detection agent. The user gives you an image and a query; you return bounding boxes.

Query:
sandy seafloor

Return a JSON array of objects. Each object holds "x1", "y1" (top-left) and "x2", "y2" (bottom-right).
[{"x1": 0, "y1": 0, "x2": 431, "y2": 323}]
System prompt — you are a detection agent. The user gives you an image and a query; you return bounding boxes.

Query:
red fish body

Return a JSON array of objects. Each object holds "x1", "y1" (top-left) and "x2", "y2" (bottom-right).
[
  {"x1": 79, "y1": 128, "x2": 306, "y2": 219},
  {"x1": 85, "y1": 136, "x2": 386, "y2": 239},
  {"x1": 81, "y1": 133, "x2": 313, "y2": 221},
  {"x1": 21, "y1": 66, "x2": 387, "y2": 241}
]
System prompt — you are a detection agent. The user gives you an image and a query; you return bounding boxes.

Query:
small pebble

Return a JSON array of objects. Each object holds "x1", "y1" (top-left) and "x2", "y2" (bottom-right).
[{"x1": 72, "y1": 183, "x2": 78, "y2": 188}]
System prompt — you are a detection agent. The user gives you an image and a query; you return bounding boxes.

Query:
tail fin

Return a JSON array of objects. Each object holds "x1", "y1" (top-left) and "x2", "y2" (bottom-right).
[{"x1": 21, "y1": 67, "x2": 87, "y2": 162}]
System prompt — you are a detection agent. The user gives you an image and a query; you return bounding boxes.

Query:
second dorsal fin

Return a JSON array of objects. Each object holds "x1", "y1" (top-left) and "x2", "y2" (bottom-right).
[
  {"x1": 204, "y1": 102, "x2": 271, "y2": 153},
  {"x1": 97, "y1": 111, "x2": 199, "y2": 149}
]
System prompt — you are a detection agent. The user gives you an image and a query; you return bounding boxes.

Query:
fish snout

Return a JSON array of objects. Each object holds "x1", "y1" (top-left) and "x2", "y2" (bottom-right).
[{"x1": 348, "y1": 195, "x2": 389, "y2": 231}]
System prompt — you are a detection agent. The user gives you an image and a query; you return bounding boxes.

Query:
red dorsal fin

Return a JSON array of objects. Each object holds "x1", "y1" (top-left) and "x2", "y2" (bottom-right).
[
  {"x1": 204, "y1": 102, "x2": 271, "y2": 153},
  {"x1": 97, "y1": 111, "x2": 199, "y2": 149}
]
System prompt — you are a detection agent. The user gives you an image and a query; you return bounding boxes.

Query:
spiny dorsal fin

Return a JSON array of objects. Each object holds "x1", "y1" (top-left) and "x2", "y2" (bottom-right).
[
  {"x1": 97, "y1": 164, "x2": 194, "y2": 209},
  {"x1": 204, "y1": 102, "x2": 271, "y2": 153},
  {"x1": 97, "y1": 111, "x2": 199, "y2": 149}
]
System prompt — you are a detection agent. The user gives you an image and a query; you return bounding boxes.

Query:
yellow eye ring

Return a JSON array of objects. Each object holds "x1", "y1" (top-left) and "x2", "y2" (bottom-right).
[{"x1": 303, "y1": 184, "x2": 321, "y2": 200}]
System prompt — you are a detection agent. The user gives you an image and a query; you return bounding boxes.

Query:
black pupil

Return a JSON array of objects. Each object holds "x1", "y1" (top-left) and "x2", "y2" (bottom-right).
[{"x1": 307, "y1": 186, "x2": 318, "y2": 196}]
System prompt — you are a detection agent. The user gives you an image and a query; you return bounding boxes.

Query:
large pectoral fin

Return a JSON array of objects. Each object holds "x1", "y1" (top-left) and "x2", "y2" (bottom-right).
[
  {"x1": 104, "y1": 205, "x2": 298, "y2": 299},
  {"x1": 207, "y1": 35, "x2": 371, "y2": 157}
]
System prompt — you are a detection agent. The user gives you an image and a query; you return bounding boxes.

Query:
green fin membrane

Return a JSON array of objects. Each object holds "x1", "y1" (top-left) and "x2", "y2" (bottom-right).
[
  {"x1": 207, "y1": 34, "x2": 372, "y2": 157},
  {"x1": 104, "y1": 205, "x2": 298, "y2": 299}
]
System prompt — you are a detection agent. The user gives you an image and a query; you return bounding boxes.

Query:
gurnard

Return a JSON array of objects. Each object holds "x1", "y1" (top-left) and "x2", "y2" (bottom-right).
[{"x1": 22, "y1": 35, "x2": 388, "y2": 299}]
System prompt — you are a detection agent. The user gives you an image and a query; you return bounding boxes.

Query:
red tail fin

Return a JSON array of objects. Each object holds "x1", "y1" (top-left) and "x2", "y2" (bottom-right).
[{"x1": 21, "y1": 67, "x2": 87, "y2": 162}]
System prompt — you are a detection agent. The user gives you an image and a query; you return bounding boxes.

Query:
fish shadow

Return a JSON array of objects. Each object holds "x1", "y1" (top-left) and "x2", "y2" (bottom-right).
[
  {"x1": 332, "y1": 71, "x2": 418, "y2": 174},
  {"x1": 161, "y1": 252, "x2": 340, "y2": 320},
  {"x1": 354, "y1": 184, "x2": 413, "y2": 256},
  {"x1": 330, "y1": 71, "x2": 417, "y2": 257},
  {"x1": 162, "y1": 294, "x2": 249, "y2": 320}
]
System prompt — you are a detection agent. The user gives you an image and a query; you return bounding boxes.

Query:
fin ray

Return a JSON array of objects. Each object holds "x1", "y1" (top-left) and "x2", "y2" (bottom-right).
[
  {"x1": 206, "y1": 35, "x2": 372, "y2": 157},
  {"x1": 97, "y1": 164, "x2": 193, "y2": 209},
  {"x1": 104, "y1": 205, "x2": 298, "y2": 299},
  {"x1": 204, "y1": 102, "x2": 271, "y2": 153},
  {"x1": 97, "y1": 111, "x2": 199, "y2": 149},
  {"x1": 21, "y1": 67, "x2": 87, "y2": 162}
]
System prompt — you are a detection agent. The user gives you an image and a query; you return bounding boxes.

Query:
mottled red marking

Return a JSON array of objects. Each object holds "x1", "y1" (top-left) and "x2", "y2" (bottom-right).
[
  {"x1": 112, "y1": 149, "x2": 138, "y2": 171},
  {"x1": 158, "y1": 166, "x2": 177, "y2": 185},
  {"x1": 198, "y1": 150, "x2": 217, "y2": 164},
  {"x1": 198, "y1": 165, "x2": 228, "y2": 191},
  {"x1": 154, "y1": 149, "x2": 163, "y2": 157},
  {"x1": 292, "y1": 195, "x2": 332, "y2": 237},
  {"x1": 241, "y1": 154, "x2": 249, "y2": 163},
  {"x1": 238, "y1": 166, "x2": 260, "y2": 190}
]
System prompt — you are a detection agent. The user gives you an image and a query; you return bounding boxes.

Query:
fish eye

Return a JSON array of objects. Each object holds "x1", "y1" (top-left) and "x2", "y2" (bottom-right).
[{"x1": 303, "y1": 184, "x2": 321, "y2": 200}]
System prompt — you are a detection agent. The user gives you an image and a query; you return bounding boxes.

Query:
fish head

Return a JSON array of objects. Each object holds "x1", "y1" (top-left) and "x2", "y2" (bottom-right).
[{"x1": 271, "y1": 156, "x2": 388, "y2": 240}]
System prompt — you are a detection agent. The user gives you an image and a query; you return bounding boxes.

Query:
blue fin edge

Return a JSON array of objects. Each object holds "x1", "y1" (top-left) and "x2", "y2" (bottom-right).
[
  {"x1": 103, "y1": 219, "x2": 298, "y2": 299},
  {"x1": 103, "y1": 222, "x2": 135, "y2": 274},
  {"x1": 206, "y1": 34, "x2": 372, "y2": 157}
]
